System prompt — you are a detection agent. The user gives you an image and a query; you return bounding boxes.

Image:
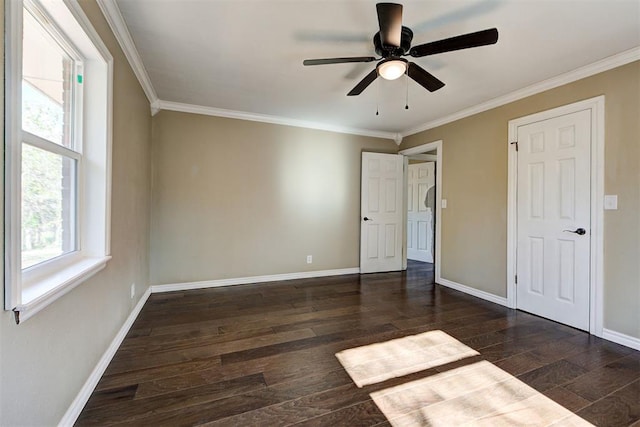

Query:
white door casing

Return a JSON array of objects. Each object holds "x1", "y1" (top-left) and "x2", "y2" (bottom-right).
[
  {"x1": 407, "y1": 163, "x2": 434, "y2": 262},
  {"x1": 360, "y1": 152, "x2": 404, "y2": 273},
  {"x1": 516, "y1": 109, "x2": 592, "y2": 331}
]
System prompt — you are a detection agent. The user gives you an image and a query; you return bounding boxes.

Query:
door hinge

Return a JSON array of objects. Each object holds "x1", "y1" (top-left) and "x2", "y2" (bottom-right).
[
  {"x1": 515, "y1": 275, "x2": 518, "y2": 285},
  {"x1": 510, "y1": 141, "x2": 518, "y2": 151}
]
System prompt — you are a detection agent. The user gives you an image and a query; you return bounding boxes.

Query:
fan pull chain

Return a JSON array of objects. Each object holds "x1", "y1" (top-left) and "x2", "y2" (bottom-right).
[
  {"x1": 376, "y1": 78, "x2": 380, "y2": 116},
  {"x1": 405, "y1": 67, "x2": 409, "y2": 110}
]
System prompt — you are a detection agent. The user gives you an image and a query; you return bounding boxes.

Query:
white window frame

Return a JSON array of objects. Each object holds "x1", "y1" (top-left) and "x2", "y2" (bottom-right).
[
  {"x1": 21, "y1": 1, "x2": 83, "y2": 274},
  {"x1": 4, "y1": 0, "x2": 113, "y2": 323}
]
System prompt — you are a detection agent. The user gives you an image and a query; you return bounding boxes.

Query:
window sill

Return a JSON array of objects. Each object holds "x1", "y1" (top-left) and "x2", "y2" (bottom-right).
[{"x1": 14, "y1": 256, "x2": 111, "y2": 324}]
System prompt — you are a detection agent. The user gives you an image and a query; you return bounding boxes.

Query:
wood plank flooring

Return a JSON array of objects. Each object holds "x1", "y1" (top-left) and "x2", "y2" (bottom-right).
[{"x1": 77, "y1": 261, "x2": 640, "y2": 426}]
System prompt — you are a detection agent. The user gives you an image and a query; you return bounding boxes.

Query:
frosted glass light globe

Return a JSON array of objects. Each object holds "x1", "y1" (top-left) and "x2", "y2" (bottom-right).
[{"x1": 378, "y1": 59, "x2": 407, "y2": 80}]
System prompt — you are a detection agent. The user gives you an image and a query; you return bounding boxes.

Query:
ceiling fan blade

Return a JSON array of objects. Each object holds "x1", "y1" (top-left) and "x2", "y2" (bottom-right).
[
  {"x1": 347, "y1": 69, "x2": 378, "y2": 96},
  {"x1": 376, "y1": 3, "x2": 403, "y2": 47},
  {"x1": 407, "y1": 62, "x2": 445, "y2": 92},
  {"x1": 303, "y1": 56, "x2": 377, "y2": 66},
  {"x1": 409, "y1": 28, "x2": 498, "y2": 57}
]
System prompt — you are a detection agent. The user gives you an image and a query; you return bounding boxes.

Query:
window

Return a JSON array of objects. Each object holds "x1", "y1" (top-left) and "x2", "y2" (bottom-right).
[
  {"x1": 21, "y1": 6, "x2": 81, "y2": 270},
  {"x1": 5, "y1": 0, "x2": 113, "y2": 323}
]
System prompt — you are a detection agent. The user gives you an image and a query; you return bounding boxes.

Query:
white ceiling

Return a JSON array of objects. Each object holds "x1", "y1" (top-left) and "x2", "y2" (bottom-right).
[{"x1": 112, "y1": 0, "x2": 640, "y2": 137}]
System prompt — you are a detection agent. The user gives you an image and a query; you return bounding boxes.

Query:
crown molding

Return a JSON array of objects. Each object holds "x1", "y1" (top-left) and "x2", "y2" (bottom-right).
[
  {"x1": 402, "y1": 47, "x2": 640, "y2": 137},
  {"x1": 95, "y1": 0, "x2": 158, "y2": 108},
  {"x1": 150, "y1": 100, "x2": 161, "y2": 116},
  {"x1": 156, "y1": 100, "x2": 398, "y2": 141},
  {"x1": 86, "y1": 4, "x2": 640, "y2": 140}
]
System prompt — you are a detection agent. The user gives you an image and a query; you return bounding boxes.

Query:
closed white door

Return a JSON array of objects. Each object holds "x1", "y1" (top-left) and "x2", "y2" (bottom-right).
[
  {"x1": 516, "y1": 109, "x2": 591, "y2": 331},
  {"x1": 407, "y1": 162, "x2": 434, "y2": 262},
  {"x1": 360, "y1": 152, "x2": 404, "y2": 273}
]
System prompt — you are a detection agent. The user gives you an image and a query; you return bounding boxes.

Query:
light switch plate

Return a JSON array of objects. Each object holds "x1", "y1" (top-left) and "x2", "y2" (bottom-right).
[
  {"x1": 604, "y1": 195, "x2": 618, "y2": 210},
  {"x1": 441, "y1": 199, "x2": 447, "y2": 209}
]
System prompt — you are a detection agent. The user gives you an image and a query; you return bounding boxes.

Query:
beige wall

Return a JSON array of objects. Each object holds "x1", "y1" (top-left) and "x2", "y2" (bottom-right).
[
  {"x1": 150, "y1": 111, "x2": 397, "y2": 285},
  {"x1": 0, "y1": 1, "x2": 152, "y2": 425},
  {"x1": 0, "y1": 2, "x2": 637, "y2": 423},
  {"x1": 401, "y1": 61, "x2": 640, "y2": 339}
]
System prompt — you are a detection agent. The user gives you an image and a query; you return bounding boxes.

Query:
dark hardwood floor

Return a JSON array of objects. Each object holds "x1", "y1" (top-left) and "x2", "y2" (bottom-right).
[{"x1": 77, "y1": 261, "x2": 640, "y2": 426}]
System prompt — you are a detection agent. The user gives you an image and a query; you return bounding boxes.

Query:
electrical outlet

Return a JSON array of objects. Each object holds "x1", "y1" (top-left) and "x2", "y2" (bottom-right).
[
  {"x1": 306, "y1": 255, "x2": 312, "y2": 264},
  {"x1": 130, "y1": 283, "x2": 135, "y2": 299}
]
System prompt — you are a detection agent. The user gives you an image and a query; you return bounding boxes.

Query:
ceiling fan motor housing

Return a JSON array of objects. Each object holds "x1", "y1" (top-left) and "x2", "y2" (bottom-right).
[{"x1": 374, "y1": 26, "x2": 413, "y2": 57}]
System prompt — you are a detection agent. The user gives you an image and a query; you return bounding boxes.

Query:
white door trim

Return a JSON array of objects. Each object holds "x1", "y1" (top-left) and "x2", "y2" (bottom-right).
[
  {"x1": 507, "y1": 96, "x2": 605, "y2": 337},
  {"x1": 400, "y1": 140, "x2": 442, "y2": 280}
]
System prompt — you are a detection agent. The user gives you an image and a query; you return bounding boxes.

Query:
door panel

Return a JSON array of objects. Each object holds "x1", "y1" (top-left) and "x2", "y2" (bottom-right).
[
  {"x1": 516, "y1": 109, "x2": 591, "y2": 331},
  {"x1": 360, "y1": 153, "x2": 403, "y2": 273}
]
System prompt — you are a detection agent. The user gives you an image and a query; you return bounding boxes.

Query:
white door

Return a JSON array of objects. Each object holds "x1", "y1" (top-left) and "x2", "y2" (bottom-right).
[
  {"x1": 516, "y1": 109, "x2": 591, "y2": 331},
  {"x1": 407, "y1": 163, "x2": 434, "y2": 262},
  {"x1": 360, "y1": 152, "x2": 404, "y2": 273}
]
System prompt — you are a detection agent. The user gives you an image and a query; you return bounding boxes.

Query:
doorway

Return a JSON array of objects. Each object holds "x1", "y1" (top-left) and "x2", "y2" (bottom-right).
[
  {"x1": 407, "y1": 158, "x2": 436, "y2": 263},
  {"x1": 400, "y1": 140, "x2": 442, "y2": 279},
  {"x1": 507, "y1": 96, "x2": 605, "y2": 335}
]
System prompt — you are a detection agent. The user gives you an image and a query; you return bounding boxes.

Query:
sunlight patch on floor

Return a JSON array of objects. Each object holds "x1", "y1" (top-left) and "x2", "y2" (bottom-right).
[
  {"x1": 336, "y1": 330, "x2": 592, "y2": 426},
  {"x1": 335, "y1": 330, "x2": 479, "y2": 387},
  {"x1": 370, "y1": 360, "x2": 593, "y2": 426}
]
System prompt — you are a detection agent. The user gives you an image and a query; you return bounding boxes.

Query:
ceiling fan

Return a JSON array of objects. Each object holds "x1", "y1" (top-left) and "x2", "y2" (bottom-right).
[{"x1": 303, "y1": 3, "x2": 499, "y2": 96}]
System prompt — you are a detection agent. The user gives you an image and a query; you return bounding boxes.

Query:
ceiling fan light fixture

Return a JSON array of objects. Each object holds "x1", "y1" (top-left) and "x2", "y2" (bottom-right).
[
  {"x1": 302, "y1": 3, "x2": 499, "y2": 97},
  {"x1": 377, "y1": 58, "x2": 407, "y2": 80}
]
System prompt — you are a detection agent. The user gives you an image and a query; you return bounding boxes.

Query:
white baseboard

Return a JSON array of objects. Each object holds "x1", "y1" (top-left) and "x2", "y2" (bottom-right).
[
  {"x1": 58, "y1": 286, "x2": 152, "y2": 427},
  {"x1": 150, "y1": 267, "x2": 361, "y2": 293},
  {"x1": 436, "y1": 278, "x2": 509, "y2": 307},
  {"x1": 602, "y1": 328, "x2": 640, "y2": 351},
  {"x1": 435, "y1": 278, "x2": 640, "y2": 351},
  {"x1": 436, "y1": 278, "x2": 639, "y2": 351}
]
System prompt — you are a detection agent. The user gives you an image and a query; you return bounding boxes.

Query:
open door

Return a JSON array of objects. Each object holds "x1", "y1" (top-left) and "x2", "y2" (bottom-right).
[
  {"x1": 360, "y1": 152, "x2": 404, "y2": 273},
  {"x1": 407, "y1": 161, "x2": 435, "y2": 263}
]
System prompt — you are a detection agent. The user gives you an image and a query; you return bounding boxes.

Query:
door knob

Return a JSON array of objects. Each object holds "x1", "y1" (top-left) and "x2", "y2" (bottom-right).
[
  {"x1": 563, "y1": 228, "x2": 586, "y2": 235},
  {"x1": 363, "y1": 217, "x2": 373, "y2": 221}
]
